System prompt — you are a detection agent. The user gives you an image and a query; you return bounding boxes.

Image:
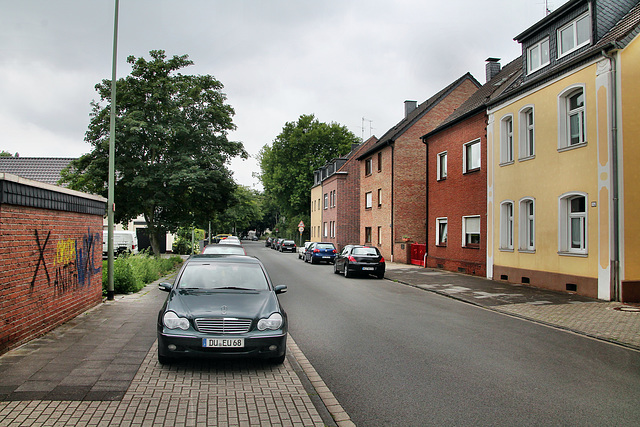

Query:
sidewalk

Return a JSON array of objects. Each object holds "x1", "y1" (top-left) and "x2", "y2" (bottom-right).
[
  {"x1": 0, "y1": 280, "x2": 337, "y2": 427},
  {"x1": 384, "y1": 262, "x2": 640, "y2": 350}
]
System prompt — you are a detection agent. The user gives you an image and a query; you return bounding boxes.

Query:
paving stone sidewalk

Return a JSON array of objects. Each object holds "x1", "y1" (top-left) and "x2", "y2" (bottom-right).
[{"x1": 384, "y1": 263, "x2": 640, "y2": 350}]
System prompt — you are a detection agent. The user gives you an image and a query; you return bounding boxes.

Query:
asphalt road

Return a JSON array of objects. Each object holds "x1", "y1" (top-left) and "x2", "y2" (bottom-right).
[{"x1": 246, "y1": 241, "x2": 640, "y2": 426}]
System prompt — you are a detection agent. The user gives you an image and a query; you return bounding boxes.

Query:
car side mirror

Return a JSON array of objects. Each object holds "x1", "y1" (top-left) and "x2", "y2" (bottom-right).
[
  {"x1": 274, "y1": 285, "x2": 287, "y2": 295},
  {"x1": 158, "y1": 282, "x2": 172, "y2": 292}
]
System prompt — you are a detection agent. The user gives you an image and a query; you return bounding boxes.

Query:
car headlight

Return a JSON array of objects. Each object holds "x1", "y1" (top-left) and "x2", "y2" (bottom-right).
[
  {"x1": 163, "y1": 311, "x2": 190, "y2": 330},
  {"x1": 257, "y1": 313, "x2": 283, "y2": 331}
]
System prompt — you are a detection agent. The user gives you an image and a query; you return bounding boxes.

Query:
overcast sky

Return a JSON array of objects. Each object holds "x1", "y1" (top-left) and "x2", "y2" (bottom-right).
[{"x1": 0, "y1": 0, "x2": 568, "y2": 189}]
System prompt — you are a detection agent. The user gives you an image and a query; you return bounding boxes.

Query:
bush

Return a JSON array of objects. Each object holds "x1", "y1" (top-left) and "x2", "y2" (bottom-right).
[{"x1": 102, "y1": 253, "x2": 184, "y2": 295}]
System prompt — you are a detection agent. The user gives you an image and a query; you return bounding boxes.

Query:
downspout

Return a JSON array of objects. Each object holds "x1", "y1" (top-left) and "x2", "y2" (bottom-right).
[
  {"x1": 390, "y1": 143, "x2": 395, "y2": 262},
  {"x1": 423, "y1": 136, "x2": 429, "y2": 267},
  {"x1": 602, "y1": 48, "x2": 620, "y2": 301}
]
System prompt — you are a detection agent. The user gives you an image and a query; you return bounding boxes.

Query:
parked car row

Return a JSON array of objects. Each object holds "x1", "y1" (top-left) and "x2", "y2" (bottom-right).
[
  {"x1": 295, "y1": 241, "x2": 386, "y2": 279},
  {"x1": 265, "y1": 237, "x2": 297, "y2": 253}
]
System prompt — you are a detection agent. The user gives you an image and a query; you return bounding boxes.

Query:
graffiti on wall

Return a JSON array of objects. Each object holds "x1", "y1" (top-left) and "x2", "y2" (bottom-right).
[{"x1": 31, "y1": 228, "x2": 102, "y2": 295}]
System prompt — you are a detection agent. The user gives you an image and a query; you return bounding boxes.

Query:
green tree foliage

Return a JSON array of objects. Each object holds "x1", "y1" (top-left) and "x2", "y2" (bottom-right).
[
  {"x1": 257, "y1": 114, "x2": 359, "y2": 231},
  {"x1": 210, "y1": 185, "x2": 263, "y2": 236},
  {"x1": 61, "y1": 50, "x2": 246, "y2": 255}
]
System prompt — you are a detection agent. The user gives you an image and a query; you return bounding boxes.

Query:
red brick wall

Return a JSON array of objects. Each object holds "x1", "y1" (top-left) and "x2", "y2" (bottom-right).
[
  {"x1": 0, "y1": 205, "x2": 103, "y2": 354},
  {"x1": 360, "y1": 146, "x2": 393, "y2": 259},
  {"x1": 322, "y1": 176, "x2": 338, "y2": 246},
  {"x1": 425, "y1": 110, "x2": 487, "y2": 276}
]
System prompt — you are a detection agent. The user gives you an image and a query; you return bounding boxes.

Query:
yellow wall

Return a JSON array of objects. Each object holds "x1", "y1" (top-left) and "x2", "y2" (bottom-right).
[
  {"x1": 491, "y1": 64, "x2": 602, "y2": 278},
  {"x1": 310, "y1": 185, "x2": 323, "y2": 241},
  {"x1": 620, "y1": 35, "x2": 640, "y2": 280}
]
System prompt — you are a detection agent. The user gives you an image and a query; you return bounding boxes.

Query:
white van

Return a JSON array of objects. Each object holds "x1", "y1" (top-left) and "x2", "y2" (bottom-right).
[{"x1": 103, "y1": 230, "x2": 139, "y2": 257}]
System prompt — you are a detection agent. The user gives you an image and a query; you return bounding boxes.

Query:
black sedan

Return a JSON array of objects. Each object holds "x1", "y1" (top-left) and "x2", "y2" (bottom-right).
[
  {"x1": 157, "y1": 255, "x2": 288, "y2": 364},
  {"x1": 279, "y1": 240, "x2": 296, "y2": 252},
  {"x1": 333, "y1": 245, "x2": 385, "y2": 279}
]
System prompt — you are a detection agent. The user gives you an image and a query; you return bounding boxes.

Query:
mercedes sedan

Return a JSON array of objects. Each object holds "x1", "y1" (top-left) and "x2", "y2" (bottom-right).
[{"x1": 157, "y1": 255, "x2": 288, "y2": 364}]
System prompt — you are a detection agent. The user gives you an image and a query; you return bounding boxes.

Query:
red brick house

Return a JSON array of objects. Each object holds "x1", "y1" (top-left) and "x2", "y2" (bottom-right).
[
  {"x1": 316, "y1": 137, "x2": 378, "y2": 251},
  {"x1": 357, "y1": 74, "x2": 481, "y2": 263},
  {"x1": 421, "y1": 58, "x2": 522, "y2": 276}
]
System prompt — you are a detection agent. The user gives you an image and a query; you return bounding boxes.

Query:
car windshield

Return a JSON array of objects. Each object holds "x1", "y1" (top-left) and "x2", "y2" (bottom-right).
[
  {"x1": 316, "y1": 244, "x2": 335, "y2": 250},
  {"x1": 178, "y1": 263, "x2": 269, "y2": 291},
  {"x1": 352, "y1": 247, "x2": 379, "y2": 256},
  {"x1": 202, "y1": 245, "x2": 245, "y2": 255},
  {"x1": 283, "y1": 240, "x2": 294, "y2": 244}
]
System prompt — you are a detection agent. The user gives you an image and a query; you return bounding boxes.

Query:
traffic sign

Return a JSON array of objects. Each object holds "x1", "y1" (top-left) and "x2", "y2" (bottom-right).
[{"x1": 298, "y1": 220, "x2": 305, "y2": 228}]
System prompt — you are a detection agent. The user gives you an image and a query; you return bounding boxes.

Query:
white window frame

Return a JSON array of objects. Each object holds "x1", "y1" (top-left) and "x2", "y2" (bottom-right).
[
  {"x1": 527, "y1": 38, "x2": 550, "y2": 74},
  {"x1": 365, "y1": 192, "x2": 372, "y2": 209},
  {"x1": 463, "y1": 139, "x2": 481, "y2": 173},
  {"x1": 377, "y1": 226, "x2": 382, "y2": 245},
  {"x1": 519, "y1": 106, "x2": 535, "y2": 160},
  {"x1": 558, "y1": 192, "x2": 588, "y2": 255},
  {"x1": 324, "y1": 193, "x2": 328, "y2": 210},
  {"x1": 365, "y1": 227, "x2": 372, "y2": 244},
  {"x1": 499, "y1": 201, "x2": 514, "y2": 251},
  {"x1": 519, "y1": 198, "x2": 535, "y2": 252},
  {"x1": 558, "y1": 85, "x2": 587, "y2": 150},
  {"x1": 323, "y1": 222, "x2": 328, "y2": 238},
  {"x1": 558, "y1": 13, "x2": 591, "y2": 58},
  {"x1": 437, "y1": 151, "x2": 447, "y2": 180},
  {"x1": 462, "y1": 215, "x2": 481, "y2": 247},
  {"x1": 436, "y1": 217, "x2": 448, "y2": 246},
  {"x1": 365, "y1": 158, "x2": 373, "y2": 176},
  {"x1": 500, "y1": 116, "x2": 514, "y2": 165},
  {"x1": 377, "y1": 188, "x2": 382, "y2": 207}
]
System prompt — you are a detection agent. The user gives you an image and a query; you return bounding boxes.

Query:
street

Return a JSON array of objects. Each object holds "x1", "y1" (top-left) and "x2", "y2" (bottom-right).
[{"x1": 246, "y1": 241, "x2": 640, "y2": 426}]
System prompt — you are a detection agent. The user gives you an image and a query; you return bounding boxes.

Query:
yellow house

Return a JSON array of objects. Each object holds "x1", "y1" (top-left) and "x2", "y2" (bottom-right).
[
  {"x1": 486, "y1": 0, "x2": 639, "y2": 301},
  {"x1": 310, "y1": 171, "x2": 323, "y2": 242}
]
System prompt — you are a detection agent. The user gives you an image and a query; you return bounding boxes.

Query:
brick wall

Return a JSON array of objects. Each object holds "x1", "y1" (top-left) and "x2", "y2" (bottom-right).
[
  {"x1": 425, "y1": 111, "x2": 487, "y2": 276},
  {"x1": 0, "y1": 177, "x2": 105, "y2": 354}
]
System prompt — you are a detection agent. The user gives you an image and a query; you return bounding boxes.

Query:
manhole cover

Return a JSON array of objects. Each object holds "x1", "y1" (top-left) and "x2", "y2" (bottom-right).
[{"x1": 613, "y1": 306, "x2": 640, "y2": 312}]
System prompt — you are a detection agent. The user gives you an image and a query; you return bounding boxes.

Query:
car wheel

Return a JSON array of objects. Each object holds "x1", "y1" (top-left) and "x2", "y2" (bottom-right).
[
  {"x1": 270, "y1": 350, "x2": 286, "y2": 365},
  {"x1": 157, "y1": 351, "x2": 174, "y2": 365},
  {"x1": 376, "y1": 272, "x2": 385, "y2": 279},
  {"x1": 344, "y1": 264, "x2": 351, "y2": 278},
  {"x1": 333, "y1": 263, "x2": 340, "y2": 274},
  {"x1": 311, "y1": 257, "x2": 317, "y2": 264}
]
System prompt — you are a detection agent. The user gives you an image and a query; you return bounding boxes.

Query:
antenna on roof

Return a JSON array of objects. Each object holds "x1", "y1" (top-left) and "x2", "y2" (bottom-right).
[{"x1": 361, "y1": 117, "x2": 373, "y2": 140}]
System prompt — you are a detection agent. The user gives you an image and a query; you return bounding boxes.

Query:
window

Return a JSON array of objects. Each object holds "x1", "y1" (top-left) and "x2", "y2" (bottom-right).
[
  {"x1": 436, "y1": 217, "x2": 448, "y2": 246},
  {"x1": 462, "y1": 216, "x2": 480, "y2": 247},
  {"x1": 323, "y1": 222, "x2": 328, "y2": 238},
  {"x1": 365, "y1": 158, "x2": 372, "y2": 176},
  {"x1": 365, "y1": 227, "x2": 372, "y2": 244},
  {"x1": 331, "y1": 221, "x2": 335, "y2": 238},
  {"x1": 519, "y1": 107, "x2": 535, "y2": 159},
  {"x1": 365, "y1": 192, "x2": 372, "y2": 209},
  {"x1": 558, "y1": 13, "x2": 590, "y2": 57},
  {"x1": 377, "y1": 188, "x2": 382, "y2": 207},
  {"x1": 527, "y1": 38, "x2": 550, "y2": 73},
  {"x1": 437, "y1": 151, "x2": 447, "y2": 180},
  {"x1": 519, "y1": 198, "x2": 535, "y2": 251},
  {"x1": 463, "y1": 139, "x2": 481, "y2": 173},
  {"x1": 499, "y1": 201, "x2": 514, "y2": 250},
  {"x1": 324, "y1": 193, "x2": 328, "y2": 209},
  {"x1": 559, "y1": 193, "x2": 587, "y2": 255},
  {"x1": 558, "y1": 86, "x2": 586, "y2": 149},
  {"x1": 377, "y1": 152, "x2": 382, "y2": 172},
  {"x1": 377, "y1": 226, "x2": 382, "y2": 245},
  {"x1": 500, "y1": 116, "x2": 514, "y2": 164}
]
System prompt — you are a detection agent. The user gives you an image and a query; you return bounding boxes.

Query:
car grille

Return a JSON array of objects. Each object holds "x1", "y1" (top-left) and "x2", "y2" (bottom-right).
[{"x1": 194, "y1": 318, "x2": 252, "y2": 334}]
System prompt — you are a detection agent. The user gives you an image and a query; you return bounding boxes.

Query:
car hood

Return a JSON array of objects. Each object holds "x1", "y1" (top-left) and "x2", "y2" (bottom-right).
[{"x1": 165, "y1": 289, "x2": 281, "y2": 319}]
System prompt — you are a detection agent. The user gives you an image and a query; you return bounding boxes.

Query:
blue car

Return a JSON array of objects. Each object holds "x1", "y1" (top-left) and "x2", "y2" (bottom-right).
[{"x1": 304, "y1": 242, "x2": 337, "y2": 264}]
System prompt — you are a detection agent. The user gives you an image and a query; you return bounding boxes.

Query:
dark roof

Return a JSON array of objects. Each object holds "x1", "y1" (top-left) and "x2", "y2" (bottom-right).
[
  {"x1": 423, "y1": 57, "x2": 523, "y2": 139},
  {"x1": 357, "y1": 73, "x2": 481, "y2": 160},
  {"x1": 0, "y1": 157, "x2": 75, "y2": 186},
  {"x1": 594, "y1": 1, "x2": 640, "y2": 49}
]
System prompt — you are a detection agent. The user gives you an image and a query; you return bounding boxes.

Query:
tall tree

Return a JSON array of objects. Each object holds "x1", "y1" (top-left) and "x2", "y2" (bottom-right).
[
  {"x1": 62, "y1": 50, "x2": 246, "y2": 254},
  {"x1": 257, "y1": 114, "x2": 359, "y2": 226}
]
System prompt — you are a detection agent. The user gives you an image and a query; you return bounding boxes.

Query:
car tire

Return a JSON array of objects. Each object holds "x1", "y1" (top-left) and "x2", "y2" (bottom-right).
[
  {"x1": 157, "y1": 351, "x2": 174, "y2": 365},
  {"x1": 376, "y1": 272, "x2": 385, "y2": 279},
  {"x1": 270, "y1": 350, "x2": 286, "y2": 365},
  {"x1": 333, "y1": 263, "x2": 340, "y2": 274},
  {"x1": 311, "y1": 257, "x2": 317, "y2": 264},
  {"x1": 344, "y1": 264, "x2": 351, "y2": 278}
]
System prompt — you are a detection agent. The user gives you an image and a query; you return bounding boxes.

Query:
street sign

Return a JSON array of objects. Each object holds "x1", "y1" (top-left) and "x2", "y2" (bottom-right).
[
  {"x1": 298, "y1": 220, "x2": 305, "y2": 228},
  {"x1": 298, "y1": 226, "x2": 304, "y2": 233}
]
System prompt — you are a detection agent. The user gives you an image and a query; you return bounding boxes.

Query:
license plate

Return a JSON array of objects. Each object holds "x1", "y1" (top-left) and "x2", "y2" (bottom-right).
[
  {"x1": 322, "y1": 256, "x2": 330, "y2": 259},
  {"x1": 202, "y1": 338, "x2": 244, "y2": 348},
  {"x1": 362, "y1": 267, "x2": 375, "y2": 271}
]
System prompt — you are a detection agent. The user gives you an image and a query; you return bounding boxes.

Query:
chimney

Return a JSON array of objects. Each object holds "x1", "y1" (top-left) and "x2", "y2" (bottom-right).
[
  {"x1": 404, "y1": 100, "x2": 418, "y2": 118},
  {"x1": 485, "y1": 58, "x2": 501, "y2": 82}
]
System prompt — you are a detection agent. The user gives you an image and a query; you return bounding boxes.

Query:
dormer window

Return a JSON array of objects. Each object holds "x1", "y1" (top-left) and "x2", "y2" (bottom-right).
[
  {"x1": 558, "y1": 13, "x2": 590, "y2": 57},
  {"x1": 527, "y1": 38, "x2": 549, "y2": 74}
]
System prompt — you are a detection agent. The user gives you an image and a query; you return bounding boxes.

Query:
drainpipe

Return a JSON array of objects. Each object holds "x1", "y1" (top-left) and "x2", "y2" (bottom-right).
[
  {"x1": 390, "y1": 143, "x2": 395, "y2": 262},
  {"x1": 423, "y1": 136, "x2": 429, "y2": 267},
  {"x1": 602, "y1": 48, "x2": 620, "y2": 301}
]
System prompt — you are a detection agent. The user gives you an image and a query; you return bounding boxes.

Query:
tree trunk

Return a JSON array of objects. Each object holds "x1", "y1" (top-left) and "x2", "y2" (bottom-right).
[{"x1": 143, "y1": 212, "x2": 162, "y2": 257}]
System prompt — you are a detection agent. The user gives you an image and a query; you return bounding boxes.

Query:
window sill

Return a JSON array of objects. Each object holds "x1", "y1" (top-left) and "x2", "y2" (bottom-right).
[
  {"x1": 558, "y1": 142, "x2": 587, "y2": 153},
  {"x1": 499, "y1": 247, "x2": 514, "y2": 252},
  {"x1": 435, "y1": 244, "x2": 447, "y2": 248},
  {"x1": 463, "y1": 244, "x2": 480, "y2": 249},
  {"x1": 499, "y1": 160, "x2": 514, "y2": 167},
  {"x1": 558, "y1": 251, "x2": 588, "y2": 257},
  {"x1": 437, "y1": 177, "x2": 447, "y2": 182},
  {"x1": 518, "y1": 155, "x2": 535, "y2": 162},
  {"x1": 518, "y1": 249, "x2": 536, "y2": 254},
  {"x1": 463, "y1": 168, "x2": 480, "y2": 175}
]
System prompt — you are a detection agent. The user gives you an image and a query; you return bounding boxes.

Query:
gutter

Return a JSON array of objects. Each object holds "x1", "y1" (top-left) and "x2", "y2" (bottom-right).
[{"x1": 390, "y1": 143, "x2": 394, "y2": 262}]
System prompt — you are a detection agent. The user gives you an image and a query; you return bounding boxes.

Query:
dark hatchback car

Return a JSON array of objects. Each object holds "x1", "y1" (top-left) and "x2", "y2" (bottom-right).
[
  {"x1": 304, "y1": 242, "x2": 337, "y2": 264},
  {"x1": 279, "y1": 240, "x2": 296, "y2": 253},
  {"x1": 333, "y1": 245, "x2": 385, "y2": 279},
  {"x1": 157, "y1": 255, "x2": 288, "y2": 364}
]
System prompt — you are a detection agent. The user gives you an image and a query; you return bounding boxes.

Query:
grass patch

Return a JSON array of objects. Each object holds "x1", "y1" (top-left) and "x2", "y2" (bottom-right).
[{"x1": 103, "y1": 253, "x2": 183, "y2": 295}]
